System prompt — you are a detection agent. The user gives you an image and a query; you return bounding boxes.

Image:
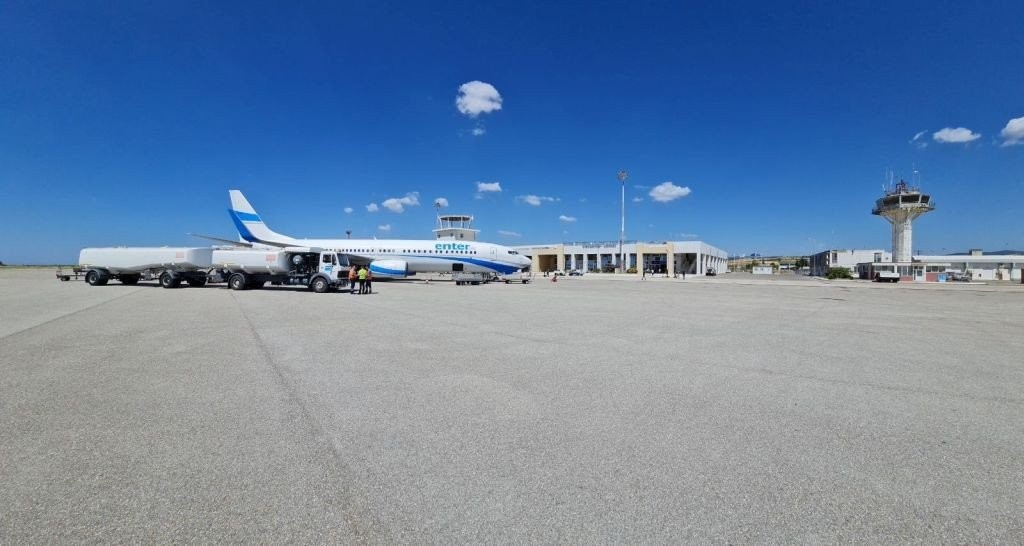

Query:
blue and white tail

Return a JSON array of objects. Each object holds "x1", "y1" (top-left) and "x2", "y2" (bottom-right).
[{"x1": 228, "y1": 190, "x2": 296, "y2": 245}]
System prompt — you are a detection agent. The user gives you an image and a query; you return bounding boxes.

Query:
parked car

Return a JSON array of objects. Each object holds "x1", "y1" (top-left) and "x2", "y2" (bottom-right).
[
  {"x1": 568, "y1": 269, "x2": 583, "y2": 276},
  {"x1": 706, "y1": 267, "x2": 717, "y2": 276}
]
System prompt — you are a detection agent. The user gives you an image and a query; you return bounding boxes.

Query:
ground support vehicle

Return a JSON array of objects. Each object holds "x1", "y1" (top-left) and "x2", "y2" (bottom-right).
[
  {"x1": 56, "y1": 266, "x2": 87, "y2": 281},
  {"x1": 77, "y1": 247, "x2": 213, "y2": 288},
  {"x1": 498, "y1": 272, "x2": 532, "y2": 284},
  {"x1": 453, "y1": 272, "x2": 490, "y2": 285},
  {"x1": 209, "y1": 247, "x2": 348, "y2": 293},
  {"x1": 947, "y1": 271, "x2": 972, "y2": 282},
  {"x1": 873, "y1": 271, "x2": 900, "y2": 283}
]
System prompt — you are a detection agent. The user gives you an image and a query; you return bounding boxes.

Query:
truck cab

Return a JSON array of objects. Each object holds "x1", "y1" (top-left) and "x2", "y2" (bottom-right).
[
  {"x1": 292, "y1": 249, "x2": 348, "y2": 291},
  {"x1": 213, "y1": 247, "x2": 349, "y2": 292}
]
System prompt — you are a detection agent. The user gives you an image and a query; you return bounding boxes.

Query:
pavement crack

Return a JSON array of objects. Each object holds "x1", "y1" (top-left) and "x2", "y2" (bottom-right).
[{"x1": 229, "y1": 292, "x2": 388, "y2": 543}]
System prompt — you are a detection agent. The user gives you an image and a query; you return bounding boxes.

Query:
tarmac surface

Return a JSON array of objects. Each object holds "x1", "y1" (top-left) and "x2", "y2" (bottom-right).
[{"x1": 2, "y1": 268, "x2": 1022, "y2": 543}]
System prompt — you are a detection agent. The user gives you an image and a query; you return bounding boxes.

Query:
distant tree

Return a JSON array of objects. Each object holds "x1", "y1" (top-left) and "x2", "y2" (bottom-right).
[{"x1": 795, "y1": 257, "x2": 809, "y2": 269}]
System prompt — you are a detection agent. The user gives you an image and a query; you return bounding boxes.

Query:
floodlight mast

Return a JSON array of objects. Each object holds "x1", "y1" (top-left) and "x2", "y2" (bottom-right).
[{"x1": 618, "y1": 170, "x2": 628, "y2": 273}]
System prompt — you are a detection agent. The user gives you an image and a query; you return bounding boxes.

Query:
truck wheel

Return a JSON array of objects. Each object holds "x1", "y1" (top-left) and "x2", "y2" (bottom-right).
[
  {"x1": 229, "y1": 273, "x2": 247, "y2": 290},
  {"x1": 86, "y1": 270, "x2": 106, "y2": 286},
  {"x1": 311, "y1": 276, "x2": 329, "y2": 293},
  {"x1": 159, "y1": 272, "x2": 177, "y2": 289},
  {"x1": 187, "y1": 277, "x2": 207, "y2": 287},
  {"x1": 120, "y1": 275, "x2": 140, "y2": 285}
]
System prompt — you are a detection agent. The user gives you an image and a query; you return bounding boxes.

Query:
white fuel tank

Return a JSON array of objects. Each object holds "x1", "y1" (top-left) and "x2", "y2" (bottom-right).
[
  {"x1": 212, "y1": 249, "x2": 296, "y2": 275},
  {"x1": 79, "y1": 247, "x2": 213, "y2": 273}
]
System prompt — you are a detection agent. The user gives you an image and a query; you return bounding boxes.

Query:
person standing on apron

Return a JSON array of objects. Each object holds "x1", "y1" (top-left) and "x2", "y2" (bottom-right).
[{"x1": 357, "y1": 266, "x2": 368, "y2": 294}]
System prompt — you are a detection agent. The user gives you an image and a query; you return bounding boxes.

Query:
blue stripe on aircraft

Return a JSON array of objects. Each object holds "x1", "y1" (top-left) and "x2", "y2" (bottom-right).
[
  {"x1": 369, "y1": 265, "x2": 407, "y2": 276},
  {"x1": 232, "y1": 210, "x2": 262, "y2": 223},
  {"x1": 393, "y1": 255, "x2": 519, "y2": 274},
  {"x1": 228, "y1": 209, "x2": 257, "y2": 242}
]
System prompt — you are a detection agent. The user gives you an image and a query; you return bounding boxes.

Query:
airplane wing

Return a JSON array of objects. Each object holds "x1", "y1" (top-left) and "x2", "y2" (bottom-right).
[
  {"x1": 338, "y1": 252, "x2": 373, "y2": 265},
  {"x1": 188, "y1": 233, "x2": 260, "y2": 247}
]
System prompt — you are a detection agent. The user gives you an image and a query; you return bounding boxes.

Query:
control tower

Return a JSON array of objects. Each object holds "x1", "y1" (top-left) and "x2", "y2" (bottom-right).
[
  {"x1": 433, "y1": 214, "x2": 478, "y2": 241},
  {"x1": 872, "y1": 180, "x2": 934, "y2": 262}
]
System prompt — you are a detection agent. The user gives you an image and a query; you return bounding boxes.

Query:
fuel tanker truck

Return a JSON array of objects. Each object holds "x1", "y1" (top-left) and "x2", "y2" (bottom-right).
[
  {"x1": 209, "y1": 247, "x2": 349, "y2": 293},
  {"x1": 74, "y1": 246, "x2": 349, "y2": 292},
  {"x1": 77, "y1": 247, "x2": 214, "y2": 288}
]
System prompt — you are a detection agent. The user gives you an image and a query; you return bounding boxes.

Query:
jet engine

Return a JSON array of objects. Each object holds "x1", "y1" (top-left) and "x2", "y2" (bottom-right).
[{"x1": 369, "y1": 259, "x2": 410, "y2": 279}]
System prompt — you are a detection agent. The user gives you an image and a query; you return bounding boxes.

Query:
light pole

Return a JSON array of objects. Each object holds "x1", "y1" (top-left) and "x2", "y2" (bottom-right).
[
  {"x1": 618, "y1": 170, "x2": 627, "y2": 273},
  {"x1": 345, "y1": 230, "x2": 351, "y2": 239}
]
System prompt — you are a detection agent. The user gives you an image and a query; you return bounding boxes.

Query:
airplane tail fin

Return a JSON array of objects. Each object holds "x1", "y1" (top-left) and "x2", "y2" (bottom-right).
[{"x1": 227, "y1": 190, "x2": 296, "y2": 245}]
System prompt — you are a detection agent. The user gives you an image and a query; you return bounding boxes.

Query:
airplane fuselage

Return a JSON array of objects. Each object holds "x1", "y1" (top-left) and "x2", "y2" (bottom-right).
[
  {"x1": 223, "y1": 190, "x2": 532, "y2": 276},
  {"x1": 264, "y1": 237, "x2": 528, "y2": 275}
]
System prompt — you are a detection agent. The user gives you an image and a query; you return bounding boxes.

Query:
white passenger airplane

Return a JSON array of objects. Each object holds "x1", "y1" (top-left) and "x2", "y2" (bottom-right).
[{"x1": 197, "y1": 190, "x2": 531, "y2": 278}]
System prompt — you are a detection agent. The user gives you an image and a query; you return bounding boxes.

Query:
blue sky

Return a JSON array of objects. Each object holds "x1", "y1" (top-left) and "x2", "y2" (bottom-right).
[{"x1": 2, "y1": 1, "x2": 1023, "y2": 263}]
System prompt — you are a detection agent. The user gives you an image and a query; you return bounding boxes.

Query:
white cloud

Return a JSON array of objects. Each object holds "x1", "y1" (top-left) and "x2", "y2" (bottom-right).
[
  {"x1": 558, "y1": 215, "x2": 577, "y2": 223},
  {"x1": 377, "y1": 224, "x2": 391, "y2": 232},
  {"x1": 366, "y1": 203, "x2": 379, "y2": 212},
  {"x1": 471, "y1": 127, "x2": 486, "y2": 136},
  {"x1": 678, "y1": 233, "x2": 698, "y2": 238},
  {"x1": 456, "y1": 81, "x2": 503, "y2": 117},
  {"x1": 634, "y1": 184, "x2": 650, "y2": 190},
  {"x1": 1000, "y1": 116, "x2": 1024, "y2": 147},
  {"x1": 497, "y1": 230, "x2": 521, "y2": 237},
  {"x1": 517, "y1": 194, "x2": 558, "y2": 206},
  {"x1": 632, "y1": 197, "x2": 643, "y2": 202},
  {"x1": 343, "y1": 207, "x2": 353, "y2": 214},
  {"x1": 578, "y1": 197, "x2": 587, "y2": 203},
  {"x1": 433, "y1": 197, "x2": 449, "y2": 208},
  {"x1": 933, "y1": 127, "x2": 981, "y2": 144},
  {"x1": 381, "y1": 192, "x2": 420, "y2": 213},
  {"x1": 649, "y1": 182, "x2": 692, "y2": 202},
  {"x1": 476, "y1": 181, "x2": 502, "y2": 193},
  {"x1": 911, "y1": 130, "x2": 927, "y2": 142},
  {"x1": 910, "y1": 130, "x2": 929, "y2": 148}
]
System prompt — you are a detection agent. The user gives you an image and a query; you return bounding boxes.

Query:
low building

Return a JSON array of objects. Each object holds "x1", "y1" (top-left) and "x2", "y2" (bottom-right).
[
  {"x1": 857, "y1": 250, "x2": 1024, "y2": 282},
  {"x1": 513, "y1": 240, "x2": 728, "y2": 276},
  {"x1": 809, "y1": 249, "x2": 891, "y2": 277}
]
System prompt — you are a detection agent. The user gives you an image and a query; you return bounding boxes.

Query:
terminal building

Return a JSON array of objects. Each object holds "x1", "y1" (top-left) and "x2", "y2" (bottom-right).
[
  {"x1": 513, "y1": 240, "x2": 729, "y2": 276},
  {"x1": 432, "y1": 214, "x2": 729, "y2": 276}
]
